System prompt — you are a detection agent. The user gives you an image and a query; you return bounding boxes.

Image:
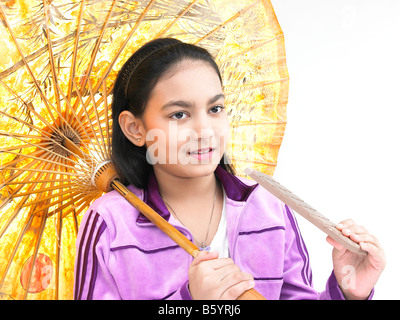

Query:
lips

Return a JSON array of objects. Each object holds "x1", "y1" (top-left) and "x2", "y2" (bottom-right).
[{"x1": 189, "y1": 148, "x2": 214, "y2": 155}]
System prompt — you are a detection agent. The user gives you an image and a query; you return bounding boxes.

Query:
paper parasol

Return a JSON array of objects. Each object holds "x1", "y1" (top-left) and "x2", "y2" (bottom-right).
[{"x1": 0, "y1": 0, "x2": 288, "y2": 300}]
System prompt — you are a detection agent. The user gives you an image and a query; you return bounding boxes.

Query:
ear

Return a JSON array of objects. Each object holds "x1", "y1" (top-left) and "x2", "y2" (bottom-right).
[{"x1": 118, "y1": 110, "x2": 146, "y2": 147}]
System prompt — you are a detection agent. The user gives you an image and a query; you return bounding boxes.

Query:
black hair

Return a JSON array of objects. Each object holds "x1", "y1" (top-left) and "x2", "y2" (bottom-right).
[{"x1": 111, "y1": 38, "x2": 235, "y2": 189}]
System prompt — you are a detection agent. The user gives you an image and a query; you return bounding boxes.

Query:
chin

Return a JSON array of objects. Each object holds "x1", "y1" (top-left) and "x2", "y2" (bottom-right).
[
  {"x1": 180, "y1": 163, "x2": 220, "y2": 178},
  {"x1": 155, "y1": 161, "x2": 220, "y2": 180}
]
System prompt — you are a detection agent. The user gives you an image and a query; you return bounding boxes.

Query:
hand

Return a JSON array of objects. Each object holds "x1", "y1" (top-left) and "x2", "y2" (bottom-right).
[
  {"x1": 326, "y1": 219, "x2": 386, "y2": 300},
  {"x1": 188, "y1": 251, "x2": 255, "y2": 300}
]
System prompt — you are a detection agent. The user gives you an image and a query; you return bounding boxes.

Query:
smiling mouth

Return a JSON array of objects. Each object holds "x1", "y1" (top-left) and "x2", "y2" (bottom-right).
[{"x1": 189, "y1": 148, "x2": 214, "y2": 155}]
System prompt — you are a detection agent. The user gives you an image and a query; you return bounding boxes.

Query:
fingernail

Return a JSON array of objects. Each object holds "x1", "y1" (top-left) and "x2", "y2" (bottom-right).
[
  {"x1": 337, "y1": 223, "x2": 344, "y2": 229},
  {"x1": 248, "y1": 281, "x2": 255, "y2": 288}
]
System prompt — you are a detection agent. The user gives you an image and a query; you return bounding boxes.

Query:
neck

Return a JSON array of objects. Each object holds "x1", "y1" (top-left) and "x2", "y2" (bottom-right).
[{"x1": 154, "y1": 166, "x2": 217, "y2": 204}]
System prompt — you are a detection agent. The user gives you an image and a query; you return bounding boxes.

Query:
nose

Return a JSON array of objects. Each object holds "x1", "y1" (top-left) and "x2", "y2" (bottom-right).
[{"x1": 192, "y1": 112, "x2": 214, "y2": 142}]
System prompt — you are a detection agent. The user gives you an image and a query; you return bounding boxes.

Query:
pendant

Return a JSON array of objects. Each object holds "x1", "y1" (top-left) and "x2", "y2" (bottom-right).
[{"x1": 200, "y1": 242, "x2": 210, "y2": 251}]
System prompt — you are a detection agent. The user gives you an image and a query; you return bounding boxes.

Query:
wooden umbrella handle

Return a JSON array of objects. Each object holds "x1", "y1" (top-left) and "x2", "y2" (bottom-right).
[{"x1": 110, "y1": 179, "x2": 266, "y2": 300}]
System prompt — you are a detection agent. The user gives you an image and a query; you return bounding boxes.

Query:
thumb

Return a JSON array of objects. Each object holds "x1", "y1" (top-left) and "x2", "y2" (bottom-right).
[{"x1": 191, "y1": 250, "x2": 219, "y2": 266}]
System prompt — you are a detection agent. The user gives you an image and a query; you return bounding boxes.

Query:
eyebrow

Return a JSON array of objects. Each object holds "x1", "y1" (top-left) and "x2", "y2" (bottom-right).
[{"x1": 161, "y1": 93, "x2": 225, "y2": 110}]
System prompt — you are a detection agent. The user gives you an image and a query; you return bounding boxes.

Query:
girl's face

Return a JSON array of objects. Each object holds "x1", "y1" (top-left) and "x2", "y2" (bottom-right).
[{"x1": 141, "y1": 59, "x2": 230, "y2": 179}]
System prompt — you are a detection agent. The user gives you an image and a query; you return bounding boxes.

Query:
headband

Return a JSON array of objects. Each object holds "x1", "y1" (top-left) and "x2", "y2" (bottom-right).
[{"x1": 122, "y1": 43, "x2": 178, "y2": 97}]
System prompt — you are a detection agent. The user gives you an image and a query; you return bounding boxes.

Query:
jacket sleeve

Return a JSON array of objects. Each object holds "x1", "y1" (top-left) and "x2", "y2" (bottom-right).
[
  {"x1": 280, "y1": 204, "x2": 351, "y2": 300},
  {"x1": 74, "y1": 210, "x2": 121, "y2": 300}
]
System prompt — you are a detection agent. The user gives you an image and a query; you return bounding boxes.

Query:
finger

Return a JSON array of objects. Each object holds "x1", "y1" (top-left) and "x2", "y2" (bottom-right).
[
  {"x1": 348, "y1": 232, "x2": 378, "y2": 245},
  {"x1": 205, "y1": 257, "x2": 237, "y2": 270},
  {"x1": 191, "y1": 250, "x2": 219, "y2": 267},
  {"x1": 360, "y1": 241, "x2": 386, "y2": 266},
  {"x1": 215, "y1": 263, "x2": 241, "y2": 281},
  {"x1": 336, "y1": 219, "x2": 359, "y2": 230},
  {"x1": 341, "y1": 225, "x2": 368, "y2": 237},
  {"x1": 220, "y1": 275, "x2": 255, "y2": 300}
]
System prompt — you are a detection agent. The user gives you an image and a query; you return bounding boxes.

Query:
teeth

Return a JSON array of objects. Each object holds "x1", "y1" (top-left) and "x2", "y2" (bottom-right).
[{"x1": 192, "y1": 149, "x2": 211, "y2": 154}]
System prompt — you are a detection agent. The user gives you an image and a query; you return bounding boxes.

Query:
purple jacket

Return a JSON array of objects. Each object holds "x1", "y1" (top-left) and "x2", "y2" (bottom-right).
[{"x1": 74, "y1": 165, "x2": 350, "y2": 300}]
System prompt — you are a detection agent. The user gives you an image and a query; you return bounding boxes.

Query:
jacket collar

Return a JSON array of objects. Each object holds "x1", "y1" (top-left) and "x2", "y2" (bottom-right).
[{"x1": 136, "y1": 165, "x2": 258, "y2": 224}]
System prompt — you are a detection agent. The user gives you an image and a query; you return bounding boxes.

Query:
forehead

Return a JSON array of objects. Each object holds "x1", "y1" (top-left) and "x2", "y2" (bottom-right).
[
  {"x1": 151, "y1": 60, "x2": 222, "y2": 99},
  {"x1": 161, "y1": 59, "x2": 218, "y2": 80}
]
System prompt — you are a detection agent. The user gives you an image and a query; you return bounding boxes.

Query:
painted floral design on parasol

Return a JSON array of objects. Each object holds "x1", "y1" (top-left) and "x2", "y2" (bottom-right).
[{"x1": 0, "y1": 0, "x2": 289, "y2": 300}]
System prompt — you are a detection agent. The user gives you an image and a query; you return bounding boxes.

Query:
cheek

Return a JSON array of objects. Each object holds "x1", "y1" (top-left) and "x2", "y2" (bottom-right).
[
  {"x1": 215, "y1": 117, "x2": 230, "y2": 149},
  {"x1": 144, "y1": 123, "x2": 190, "y2": 164},
  {"x1": 145, "y1": 128, "x2": 168, "y2": 163}
]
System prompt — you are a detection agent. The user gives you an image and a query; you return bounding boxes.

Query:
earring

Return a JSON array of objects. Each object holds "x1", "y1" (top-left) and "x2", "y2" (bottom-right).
[{"x1": 137, "y1": 138, "x2": 141, "y2": 142}]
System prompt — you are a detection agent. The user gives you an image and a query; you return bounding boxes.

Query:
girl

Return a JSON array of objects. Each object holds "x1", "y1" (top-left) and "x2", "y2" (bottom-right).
[{"x1": 74, "y1": 38, "x2": 385, "y2": 300}]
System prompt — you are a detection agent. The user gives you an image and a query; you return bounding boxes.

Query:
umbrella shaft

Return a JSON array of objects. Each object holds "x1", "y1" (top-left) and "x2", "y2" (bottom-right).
[{"x1": 111, "y1": 179, "x2": 200, "y2": 257}]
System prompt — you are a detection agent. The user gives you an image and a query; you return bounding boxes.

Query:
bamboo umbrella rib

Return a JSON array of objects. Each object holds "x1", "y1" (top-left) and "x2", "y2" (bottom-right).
[
  {"x1": 30, "y1": 191, "x2": 83, "y2": 216},
  {"x1": 0, "y1": 18, "x2": 140, "y2": 81},
  {"x1": 21, "y1": 188, "x2": 82, "y2": 208},
  {"x1": 0, "y1": 79, "x2": 63, "y2": 138},
  {"x1": 44, "y1": 168, "x2": 62, "y2": 300},
  {"x1": 10, "y1": 150, "x2": 60, "y2": 190},
  {"x1": 0, "y1": 159, "x2": 54, "y2": 238},
  {"x1": 0, "y1": 167, "x2": 79, "y2": 176},
  {"x1": 155, "y1": 0, "x2": 200, "y2": 38},
  {"x1": 231, "y1": 120, "x2": 287, "y2": 127},
  {"x1": 217, "y1": 35, "x2": 285, "y2": 64},
  {"x1": 67, "y1": 0, "x2": 85, "y2": 101},
  {"x1": 15, "y1": 182, "x2": 78, "y2": 198},
  {"x1": 224, "y1": 78, "x2": 290, "y2": 96},
  {"x1": 55, "y1": 207, "x2": 62, "y2": 300},
  {"x1": 194, "y1": 0, "x2": 261, "y2": 45},
  {"x1": 56, "y1": 81, "x2": 99, "y2": 153},
  {"x1": 231, "y1": 157, "x2": 277, "y2": 166},
  {"x1": 0, "y1": 142, "x2": 55, "y2": 153},
  {"x1": 0, "y1": 5, "x2": 59, "y2": 126},
  {"x1": 0, "y1": 132, "x2": 89, "y2": 171},
  {"x1": 0, "y1": 124, "x2": 78, "y2": 168},
  {"x1": 78, "y1": 0, "x2": 118, "y2": 96},
  {"x1": 101, "y1": 81, "x2": 111, "y2": 159},
  {"x1": 61, "y1": 192, "x2": 100, "y2": 219},
  {"x1": 86, "y1": 78, "x2": 107, "y2": 160},
  {"x1": 71, "y1": 79, "x2": 109, "y2": 155},
  {"x1": 93, "y1": 0, "x2": 158, "y2": 95},
  {"x1": 23, "y1": 204, "x2": 48, "y2": 300},
  {"x1": 43, "y1": 0, "x2": 62, "y2": 115},
  {"x1": 2, "y1": 178, "x2": 75, "y2": 186},
  {"x1": 46, "y1": 191, "x2": 95, "y2": 218},
  {"x1": 0, "y1": 111, "x2": 61, "y2": 144},
  {"x1": 1, "y1": 149, "x2": 80, "y2": 172},
  {"x1": 0, "y1": 131, "x2": 43, "y2": 141},
  {"x1": 18, "y1": 166, "x2": 59, "y2": 301},
  {"x1": 0, "y1": 213, "x2": 34, "y2": 292},
  {"x1": 0, "y1": 5, "x2": 200, "y2": 82},
  {"x1": 0, "y1": 163, "x2": 42, "y2": 212},
  {"x1": 53, "y1": 81, "x2": 106, "y2": 159}
]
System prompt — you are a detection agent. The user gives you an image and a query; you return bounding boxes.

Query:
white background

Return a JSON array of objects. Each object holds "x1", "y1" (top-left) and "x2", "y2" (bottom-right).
[{"x1": 270, "y1": 0, "x2": 400, "y2": 299}]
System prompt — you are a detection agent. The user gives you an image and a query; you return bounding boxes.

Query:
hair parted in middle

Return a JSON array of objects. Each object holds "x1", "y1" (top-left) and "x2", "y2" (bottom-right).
[{"x1": 111, "y1": 37, "x2": 234, "y2": 189}]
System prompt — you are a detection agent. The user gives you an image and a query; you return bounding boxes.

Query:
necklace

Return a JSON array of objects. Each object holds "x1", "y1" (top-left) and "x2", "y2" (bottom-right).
[{"x1": 160, "y1": 182, "x2": 217, "y2": 251}]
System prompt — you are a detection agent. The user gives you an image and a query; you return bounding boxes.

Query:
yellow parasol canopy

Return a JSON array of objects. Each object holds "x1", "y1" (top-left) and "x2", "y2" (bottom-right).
[{"x1": 0, "y1": 0, "x2": 288, "y2": 300}]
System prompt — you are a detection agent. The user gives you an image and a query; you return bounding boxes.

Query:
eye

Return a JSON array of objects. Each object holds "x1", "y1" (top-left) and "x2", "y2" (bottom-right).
[
  {"x1": 170, "y1": 111, "x2": 188, "y2": 120},
  {"x1": 209, "y1": 105, "x2": 225, "y2": 114}
]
